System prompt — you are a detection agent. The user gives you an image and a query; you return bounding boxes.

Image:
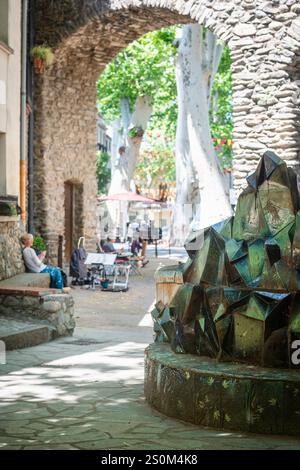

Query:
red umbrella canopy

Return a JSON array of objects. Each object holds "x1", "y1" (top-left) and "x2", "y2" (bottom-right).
[{"x1": 98, "y1": 191, "x2": 157, "y2": 204}]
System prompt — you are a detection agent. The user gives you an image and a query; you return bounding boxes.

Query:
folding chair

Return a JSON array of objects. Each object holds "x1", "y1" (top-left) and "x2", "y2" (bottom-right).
[
  {"x1": 112, "y1": 264, "x2": 131, "y2": 291},
  {"x1": 115, "y1": 255, "x2": 143, "y2": 277},
  {"x1": 126, "y1": 258, "x2": 143, "y2": 276}
]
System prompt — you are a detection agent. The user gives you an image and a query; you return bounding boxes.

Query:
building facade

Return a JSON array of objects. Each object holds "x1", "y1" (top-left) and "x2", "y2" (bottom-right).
[
  {"x1": 97, "y1": 114, "x2": 112, "y2": 155},
  {"x1": 0, "y1": 0, "x2": 24, "y2": 281}
]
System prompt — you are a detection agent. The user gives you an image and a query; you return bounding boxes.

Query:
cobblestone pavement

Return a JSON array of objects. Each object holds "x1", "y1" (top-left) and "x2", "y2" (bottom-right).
[{"x1": 0, "y1": 257, "x2": 300, "y2": 450}]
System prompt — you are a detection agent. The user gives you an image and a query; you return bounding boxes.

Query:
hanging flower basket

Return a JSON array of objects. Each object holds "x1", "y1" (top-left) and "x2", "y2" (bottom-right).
[
  {"x1": 33, "y1": 57, "x2": 45, "y2": 74},
  {"x1": 30, "y1": 45, "x2": 54, "y2": 75},
  {"x1": 128, "y1": 126, "x2": 144, "y2": 142}
]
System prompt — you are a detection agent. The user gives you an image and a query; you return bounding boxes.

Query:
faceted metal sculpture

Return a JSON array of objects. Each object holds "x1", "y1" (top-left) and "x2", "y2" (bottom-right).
[{"x1": 152, "y1": 152, "x2": 300, "y2": 368}]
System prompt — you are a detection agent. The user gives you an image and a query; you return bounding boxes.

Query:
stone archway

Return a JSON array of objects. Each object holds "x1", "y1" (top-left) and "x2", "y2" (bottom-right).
[{"x1": 33, "y1": 0, "x2": 300, "y2": 262}]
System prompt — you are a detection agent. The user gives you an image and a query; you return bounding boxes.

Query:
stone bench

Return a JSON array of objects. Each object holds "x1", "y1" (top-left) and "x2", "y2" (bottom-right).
[
  {"x1": 0, "y1": 272, "x2": 51, "y2": 289},
  {"x1": 0, "y1": 275, "x2": 75, "y2": 341}
]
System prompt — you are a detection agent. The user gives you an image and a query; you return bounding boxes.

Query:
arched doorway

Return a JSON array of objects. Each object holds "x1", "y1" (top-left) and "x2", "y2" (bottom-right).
[{"x1": 32, "y1": 1, "x2": 300, "y2": 263}]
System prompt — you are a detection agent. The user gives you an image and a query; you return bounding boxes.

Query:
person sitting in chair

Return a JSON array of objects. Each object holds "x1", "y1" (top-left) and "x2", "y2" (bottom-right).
[
  {"x1": 21, "y1": 233, "x2": 67, "y2": 290},
  {"x1": 131, "y1": 238, "x2": 142, "y2": 256},
  {"x1": 103, "y1": 237, "x2": 116, "y2": 253},
  {"x1": 130, "y1": 237, "x2": 149, "y2": 267}
]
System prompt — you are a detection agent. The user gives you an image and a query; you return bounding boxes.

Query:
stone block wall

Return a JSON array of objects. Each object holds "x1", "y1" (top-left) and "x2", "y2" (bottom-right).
[
  {"x1": 0, "y1": 220, "x2": 24, "y2": 281},
  {"x1": 0, "y1": 292, "x2": 75, "y2": 338},
  {"x1": 33, "y1": 69, "x2": 99, "y2": 262},
  {"x1": 229, "y1": 5, "x2": 300, "y2": 191},
  {"x1": 32, "y1": 0, "x2": 300, "y2": 260}
]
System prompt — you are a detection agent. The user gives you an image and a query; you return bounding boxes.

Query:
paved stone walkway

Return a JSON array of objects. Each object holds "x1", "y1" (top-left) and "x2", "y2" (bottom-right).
[{"x1": 0, "y1": 257, "x2": 299, "y2": 450}]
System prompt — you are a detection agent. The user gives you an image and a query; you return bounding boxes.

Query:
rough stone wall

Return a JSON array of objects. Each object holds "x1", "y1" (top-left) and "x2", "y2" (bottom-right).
[
  {"x1": 33, "y1": 0, "x2": 300, "y2": 260},
  {"x1": 0, "y1": 292, "x2": 75, "y2": 337},
  {"x1": 229, "y1": 2, "x2": 300, "y2": 191},
  {"x1": 33, "y1": 64, "x2": 99, "y2": 260},
  {"x1": 0, "y1": 221, "x2": 24, "y2": 281}
]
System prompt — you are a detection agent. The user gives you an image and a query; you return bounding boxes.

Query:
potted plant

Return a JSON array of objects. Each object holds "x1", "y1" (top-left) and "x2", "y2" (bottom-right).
[
  {"x1": 128, "y1": 126, "x2": 144, "y2": 143},
  {"x1": 32, "y1": 235, "x2": 47, "y2": 255},
  {"x1": 30, "y1": 45, "x2": 54, "y2": 74}
]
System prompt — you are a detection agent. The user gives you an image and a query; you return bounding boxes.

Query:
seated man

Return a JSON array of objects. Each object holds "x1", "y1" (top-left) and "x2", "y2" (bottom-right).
[
  {"x1": 131, "y1": 238, "x2": 142, "y2": 256},
  {"x1": 130, "y1": 237, "x2": 149, "y2": 268},
  {"x1": 102, "y1": 237, "x2": 116, "y2": 253},
  {"x1": 21, "y1": 233, "x2": 66, "y2": 290}
]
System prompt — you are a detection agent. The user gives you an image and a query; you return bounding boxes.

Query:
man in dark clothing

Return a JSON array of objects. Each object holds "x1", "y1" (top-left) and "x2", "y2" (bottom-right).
[
  {"x1": 103, "y1": 237, "x2": 116, "y2": 253},
  {"x1": 131, "y1": 238, "x2": 142, "y2": 255}
]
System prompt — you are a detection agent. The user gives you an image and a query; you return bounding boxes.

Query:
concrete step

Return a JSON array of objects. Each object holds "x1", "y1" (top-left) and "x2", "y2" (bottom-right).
[
  {"x1": 0, "y1": 318, "x2": 51, "y2": 351},
  {"x1": 0, "y1": 273, "x2": 50, "y2": 288}
]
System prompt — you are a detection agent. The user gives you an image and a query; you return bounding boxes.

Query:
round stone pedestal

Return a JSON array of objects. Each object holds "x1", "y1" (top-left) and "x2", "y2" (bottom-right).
[{"x1": 144, "y1": 343, "x2": 300, "y2": 435}]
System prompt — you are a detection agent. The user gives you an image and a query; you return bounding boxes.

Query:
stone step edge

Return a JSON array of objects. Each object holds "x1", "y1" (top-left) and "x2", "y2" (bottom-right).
[
  {"x1": 0, "y1": 287, "x2": 60, "y2": 297},
  {"x1": 0, "y1": 324, "x2": 51, "y2": 351}
]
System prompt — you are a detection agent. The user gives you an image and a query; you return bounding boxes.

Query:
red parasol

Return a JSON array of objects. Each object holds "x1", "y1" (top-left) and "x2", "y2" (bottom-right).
[{"x1": 98, "y1": 191, "x2": 157, "y2": 204}]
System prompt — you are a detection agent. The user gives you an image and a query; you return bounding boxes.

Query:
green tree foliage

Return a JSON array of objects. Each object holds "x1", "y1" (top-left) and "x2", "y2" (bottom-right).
[
  {"x1": 97, "y1": 28, "x2": 178, "y2": 137},
  {"x1": 135, "y1": 131, "x2": 175, "y2": 187},
  {"x1": 96, "y1": 151, "x2": 111, "y2": 194},
  {"x1": 210, "y1": 47, "x2": 233, "y2": 169},
  {"x1": 97, "y1": 27, "x2": 233, "y2": 178}
]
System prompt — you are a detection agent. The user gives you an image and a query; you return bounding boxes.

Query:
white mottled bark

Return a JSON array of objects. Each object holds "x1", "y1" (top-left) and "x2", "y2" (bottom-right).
[
  {"x1": 172, "y1": 25, "x2": 232, "y2": 246},
  {"x1": 106, "y1": 95, "x2": 152, "y2": 239},
  {"x1": 126, "y1": 95, "x2": 153, "y2": 188},
  {"x1": 171, "y1": 50, "x2": 192, "y2": 245},
  {"x1": 111, "y1": 118, "x2": 123, "y2": 178},
  {"x1": 109, "y1": 96, "x2": 152, "y2": 194}
]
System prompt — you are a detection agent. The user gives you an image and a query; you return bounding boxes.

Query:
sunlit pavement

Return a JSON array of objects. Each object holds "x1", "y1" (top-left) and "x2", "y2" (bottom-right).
[{"x1": 0, "y1": 258, "x2": 300, "y2": 450}]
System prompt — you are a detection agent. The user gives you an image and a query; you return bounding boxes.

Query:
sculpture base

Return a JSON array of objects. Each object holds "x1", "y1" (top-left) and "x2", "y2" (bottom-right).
[{"x1": 144, "y1": 343, "x2": 300, "y2": 435}]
